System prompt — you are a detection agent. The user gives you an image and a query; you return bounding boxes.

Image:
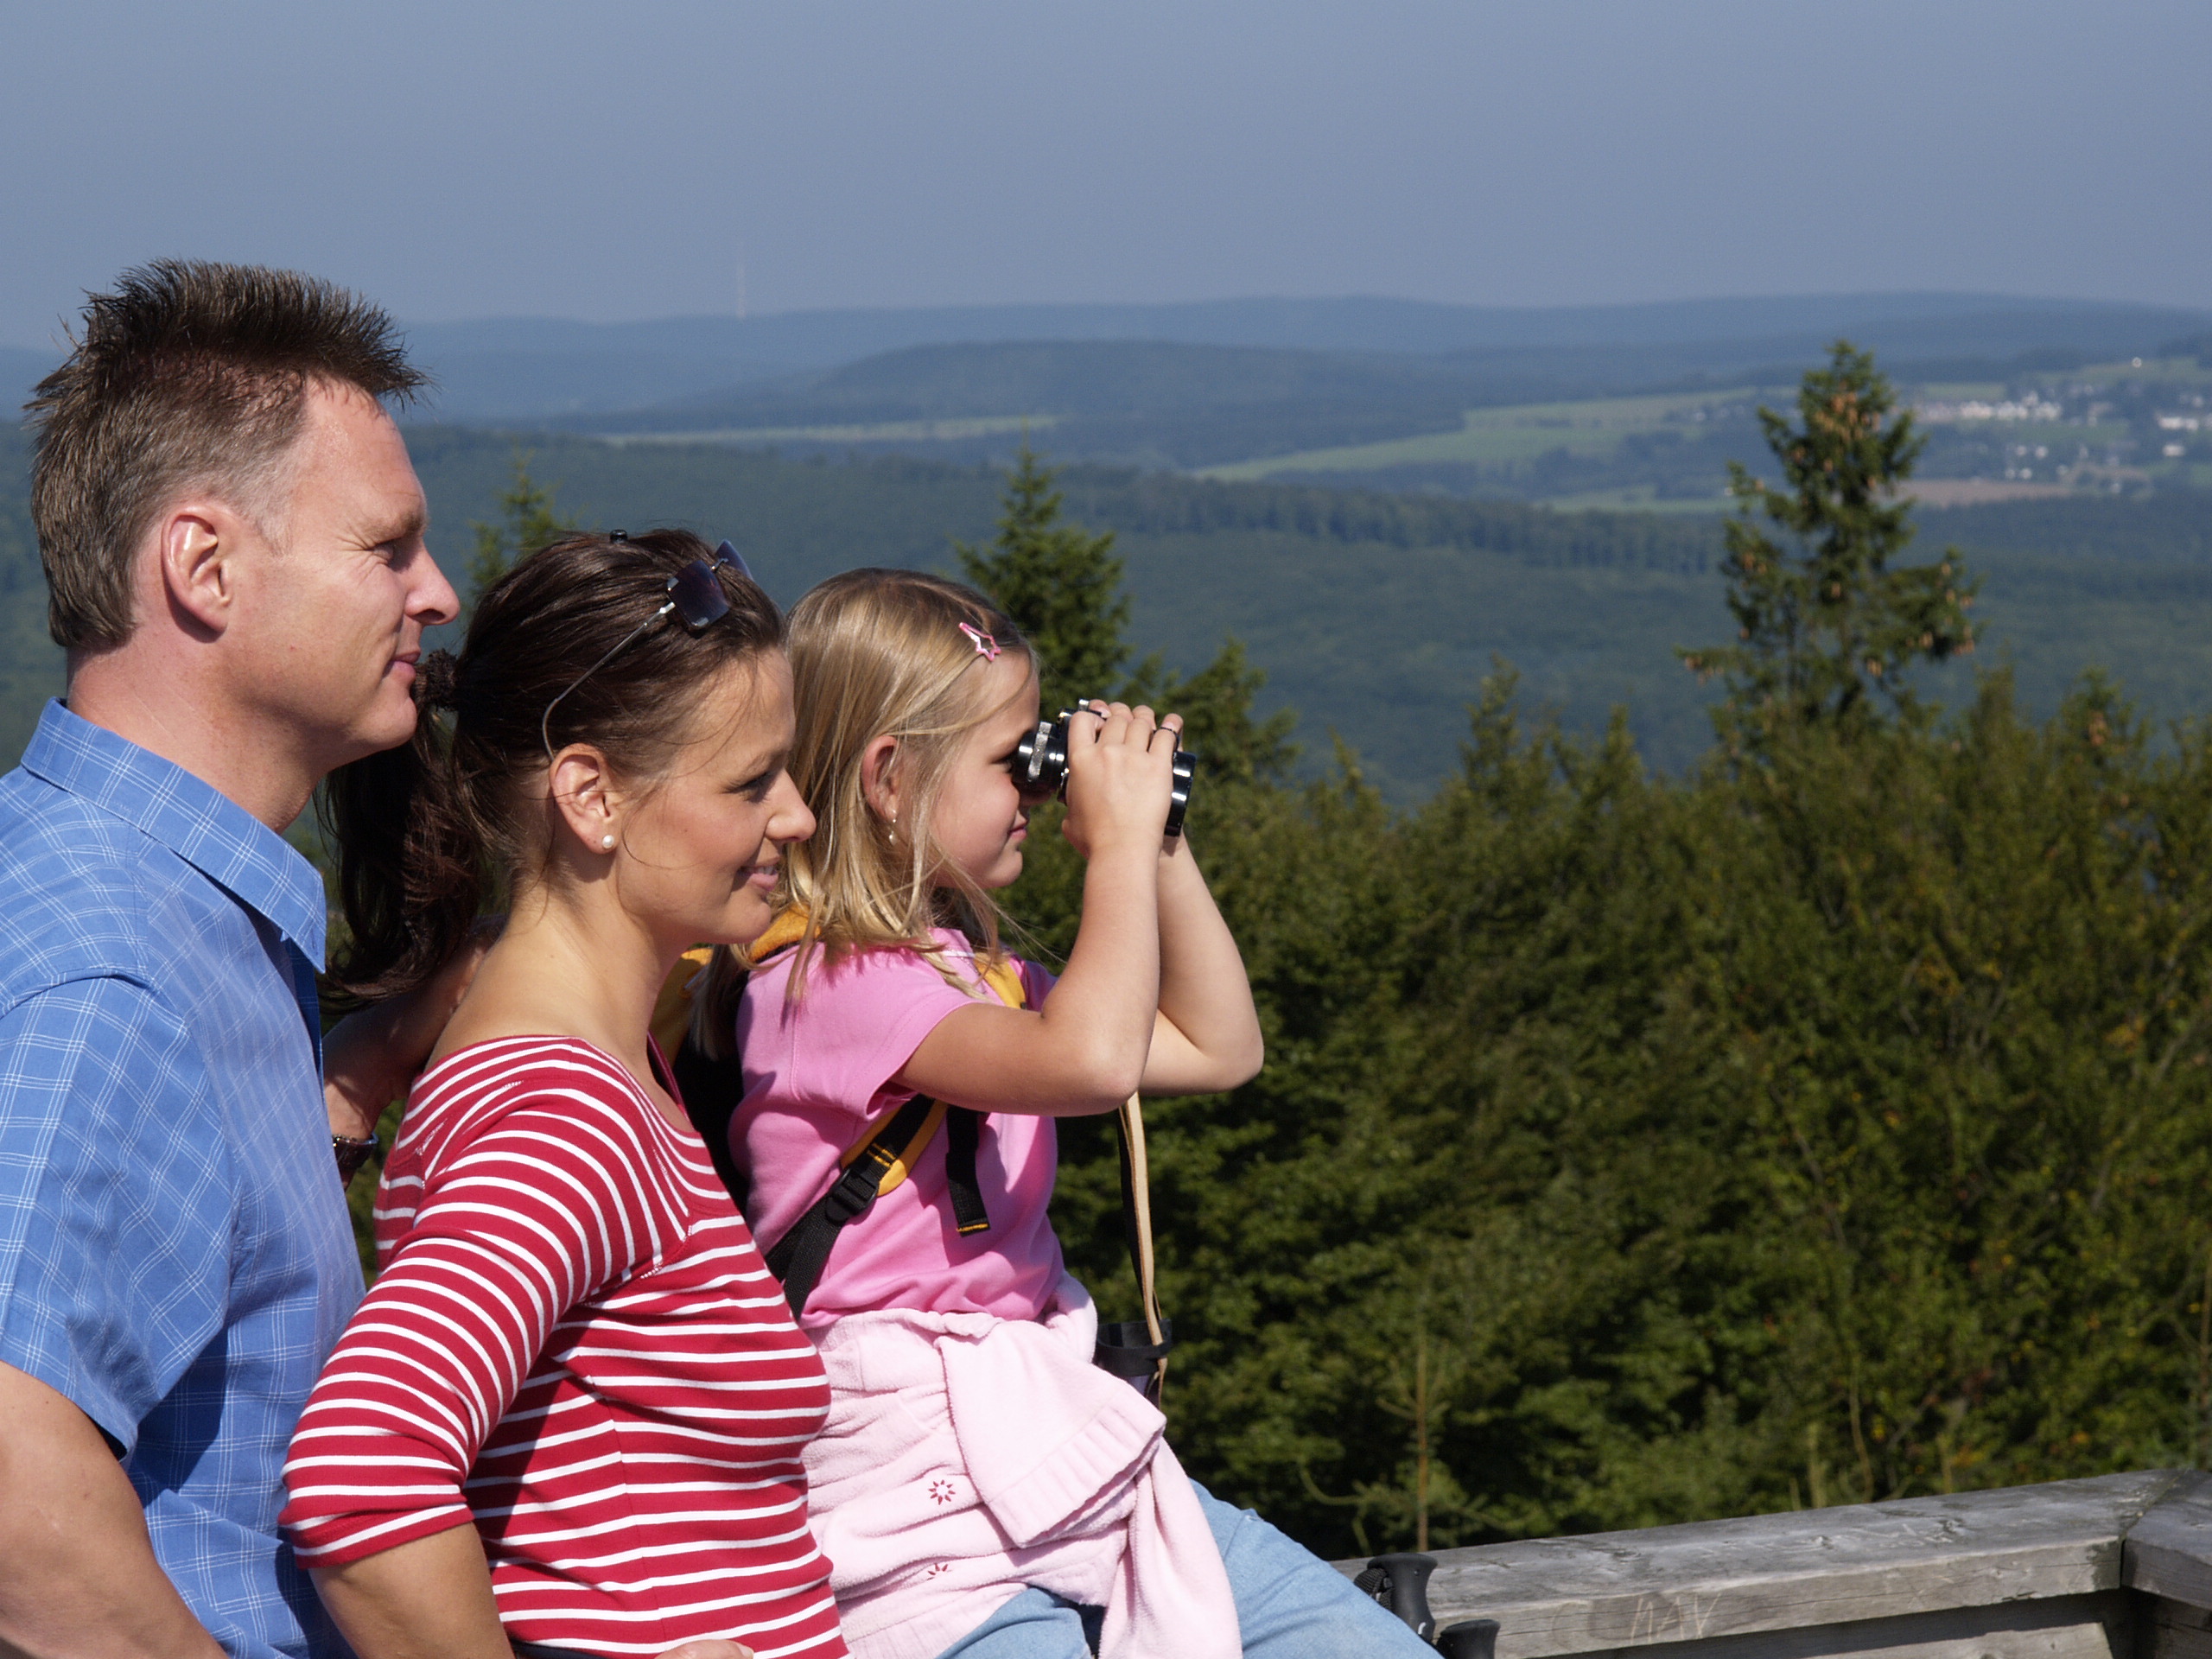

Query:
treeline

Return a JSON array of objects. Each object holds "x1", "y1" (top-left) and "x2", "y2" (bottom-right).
[
  {"x1": 1943, "y1": 488, "x2": 2212, "y2": 566},
  {"x1": 1053, "y1": 466, "x2": 1718, "y2": 572},
  {"x1": 974, "y1": 349, "x2": 2212, "y2": 1559}
]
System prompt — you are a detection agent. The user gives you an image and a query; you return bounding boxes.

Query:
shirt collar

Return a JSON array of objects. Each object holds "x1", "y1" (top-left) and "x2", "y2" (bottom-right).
[{"x1": 20, "y1": 699, "x2": 329, "y2": 971}]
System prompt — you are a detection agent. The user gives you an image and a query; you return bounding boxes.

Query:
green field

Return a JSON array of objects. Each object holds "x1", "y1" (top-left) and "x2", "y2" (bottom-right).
[
  {"x1": 1198, "y1": 388, "x2": 1771, "y2": 484},
  {"x1": 603, "y1": 414, "x2": 1059, "y2": 447}
]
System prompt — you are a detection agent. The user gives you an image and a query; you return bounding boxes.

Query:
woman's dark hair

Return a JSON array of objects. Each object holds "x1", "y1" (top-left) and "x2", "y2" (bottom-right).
[{"x1": 322, "y1": 529, "x2": 782, "y2": 1001}]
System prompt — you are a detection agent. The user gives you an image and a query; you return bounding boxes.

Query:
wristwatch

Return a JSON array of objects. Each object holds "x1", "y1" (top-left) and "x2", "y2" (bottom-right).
[{"x1": 333, "y1": 1132, "x2": 381, "y2": 1185}]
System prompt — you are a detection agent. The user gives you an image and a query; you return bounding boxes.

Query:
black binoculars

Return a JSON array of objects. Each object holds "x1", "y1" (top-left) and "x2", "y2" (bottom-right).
[{"x1": 1014, "y1": 701, "x2": 1197, "y2": 837}]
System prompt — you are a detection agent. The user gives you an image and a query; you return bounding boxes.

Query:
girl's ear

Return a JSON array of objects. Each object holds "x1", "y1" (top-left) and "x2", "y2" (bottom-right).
[
  {"x1": 859, "y1": 733, "x2": 902, "y2": 824},
  {"x1": 547, "y1": 743, "x2": 624, "y2": 851}
]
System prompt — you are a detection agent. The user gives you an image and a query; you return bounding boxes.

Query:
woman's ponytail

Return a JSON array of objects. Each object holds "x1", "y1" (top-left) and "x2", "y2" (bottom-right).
[{"x1": 321, "y1": 650, "x2": 488, "y2": 1003}]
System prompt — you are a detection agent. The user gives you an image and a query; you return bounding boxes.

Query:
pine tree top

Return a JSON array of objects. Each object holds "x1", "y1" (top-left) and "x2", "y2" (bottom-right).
[{"x1": 1679, "y1": 341, "x2": 1978, "y2": 739}]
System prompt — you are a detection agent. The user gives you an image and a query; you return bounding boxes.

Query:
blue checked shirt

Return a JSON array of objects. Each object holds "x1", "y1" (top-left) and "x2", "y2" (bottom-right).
[{"x1": 0, "y1": 701, "x2": 361, "y2": 1659}]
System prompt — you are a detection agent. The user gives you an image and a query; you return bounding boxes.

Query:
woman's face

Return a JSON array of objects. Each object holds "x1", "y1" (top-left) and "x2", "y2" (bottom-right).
[
  {"x1": 614, "y1": 652, "x2": 814, "y2": 950},
  {"x1": 928, "y1": 653, "x2": 1041, "y2": 893}
]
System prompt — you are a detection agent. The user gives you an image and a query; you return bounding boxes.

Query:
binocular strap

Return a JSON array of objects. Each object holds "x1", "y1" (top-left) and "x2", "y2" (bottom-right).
[{"x1": 1092, "y1": 1093, "x2": 1174, "y2": 1404}]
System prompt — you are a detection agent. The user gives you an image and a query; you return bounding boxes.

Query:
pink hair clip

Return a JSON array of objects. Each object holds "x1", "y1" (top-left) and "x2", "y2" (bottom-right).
[{"x1": 958, "y1": 622, "x2": 1001, "y2": 662}]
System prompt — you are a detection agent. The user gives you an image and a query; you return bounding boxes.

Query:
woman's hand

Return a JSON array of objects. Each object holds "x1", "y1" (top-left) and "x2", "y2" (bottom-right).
[
  {"x1": 1059, "y1": 702, "x2": 1180, "y2": 862},
  {"x1": 657, "y1": 1644, "x2": 754, "y2": 1659}
]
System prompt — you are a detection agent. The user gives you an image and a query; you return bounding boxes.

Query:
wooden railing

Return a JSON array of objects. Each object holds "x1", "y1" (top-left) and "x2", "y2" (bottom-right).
[{"x1": 1337, "y1": 1468, "x2": 2212, "y2": 1657}]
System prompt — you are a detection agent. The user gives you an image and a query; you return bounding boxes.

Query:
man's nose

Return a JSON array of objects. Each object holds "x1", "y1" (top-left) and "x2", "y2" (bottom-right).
[{"x1": 411, "y1": 550, "x2": 461, "y2": 626}]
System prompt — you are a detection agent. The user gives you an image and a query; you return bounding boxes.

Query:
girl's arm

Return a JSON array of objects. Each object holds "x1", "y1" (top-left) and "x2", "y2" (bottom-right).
[
  {"x1": 897, "y1": 702, "x2": 1173, "y2": 1116},
  {"x1": 899, "y1": 706, "x2": 1262, "y2": 1111},
  {"x1": 1136, "y1": 840, "x2": 1264, "y2": 1096}
]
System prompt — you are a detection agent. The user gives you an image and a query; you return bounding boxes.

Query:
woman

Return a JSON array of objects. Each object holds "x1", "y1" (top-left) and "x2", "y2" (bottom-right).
[{"x1": 280, "y1": 531, "x2": 842, "y2": 1659}]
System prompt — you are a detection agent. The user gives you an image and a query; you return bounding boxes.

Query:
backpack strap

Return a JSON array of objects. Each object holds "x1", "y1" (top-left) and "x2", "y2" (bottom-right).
[
  {"x1": 672, "y1": 1033, "x2": 751, "y2": 1212},
  {"x1": 765, "y1": 1092, "x2": 946, "y2": 1319},
  {"x1": 943, "y1": 1103, "x2": 993, "y2": 1237}
]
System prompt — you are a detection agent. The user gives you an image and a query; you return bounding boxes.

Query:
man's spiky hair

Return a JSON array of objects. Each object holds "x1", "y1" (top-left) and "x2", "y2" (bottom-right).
[{"x1": 27, "y1": 259, "x2": 427, "y2": 650}]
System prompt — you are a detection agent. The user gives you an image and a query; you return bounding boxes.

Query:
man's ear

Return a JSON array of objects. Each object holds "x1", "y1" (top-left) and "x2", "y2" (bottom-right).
[
  {"x1": 548, "y1": 744, "x2": 623, "y2": 852},
  {"x1": 859, "y1": 734, "x2": 901, "y2": 823},
  {"x1": 155, "y1": 506, "x2": 240, "y2": 638}
]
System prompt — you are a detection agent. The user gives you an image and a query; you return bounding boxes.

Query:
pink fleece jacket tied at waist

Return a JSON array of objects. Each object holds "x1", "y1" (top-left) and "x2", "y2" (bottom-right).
[{"x1": 803, "y1": 1275, "x2": 1239, "y2": 1659}]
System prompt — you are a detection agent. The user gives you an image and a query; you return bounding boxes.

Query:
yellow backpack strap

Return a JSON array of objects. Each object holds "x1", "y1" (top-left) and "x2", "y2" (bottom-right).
[
  {"x1": 977, "y1": 954, "x2": 1026, "y2": 1012},
  {"x1": 836, "y1": 1095, "x2": 949, "y2": 1198},
  {"x1": 652, "y1": 946, "x2": 715, "y2": 1059},
  {"x1": 747, "y1": 906, "x2": 814, "y2": 964}
]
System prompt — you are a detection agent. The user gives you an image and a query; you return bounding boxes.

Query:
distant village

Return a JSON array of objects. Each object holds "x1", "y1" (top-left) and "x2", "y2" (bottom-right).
[{"x1": 1899, "y1": 358, "x2": 2210, "y2": 495}]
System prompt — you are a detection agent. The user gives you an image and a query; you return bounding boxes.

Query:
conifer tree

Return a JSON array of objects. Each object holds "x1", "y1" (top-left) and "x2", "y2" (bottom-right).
[
  {"x1": 957, "y1": 447, "x2": 1295, "y2": 785},
  {"x1": 1681, "y1": 342, "x2": 1978, "y2": 733},
  {"x1": 957, "y1": 447, "x2": 1130, "y2": 714},
  {"x1": 468, "y1": 450, "x2": 575, "y2": 605}
]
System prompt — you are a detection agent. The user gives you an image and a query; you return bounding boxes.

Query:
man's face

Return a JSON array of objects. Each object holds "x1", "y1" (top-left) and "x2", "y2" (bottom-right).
[{"x1": 232, "y1": 382, "x2": 457, "y2": 772}]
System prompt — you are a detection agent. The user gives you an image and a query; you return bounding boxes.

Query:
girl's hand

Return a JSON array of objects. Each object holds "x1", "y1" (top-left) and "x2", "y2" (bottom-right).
[
  {"x1": 656, "y1": 1644, "x2": 754, "y2": 1659},
  {"x1": 1060, "y1": 702, "x2": 1179, "y2": 861}
]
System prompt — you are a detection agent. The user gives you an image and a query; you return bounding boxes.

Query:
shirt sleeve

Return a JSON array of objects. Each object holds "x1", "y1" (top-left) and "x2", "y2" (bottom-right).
[
  {"x1": 0, "y1": 976, "x2": 230, "y2": 1452},
  {"x1": 280, "y1": 1084, "x2": 673, "y2": 1567},
  {"x1": 753, "y1": 946, "x2": 991, "y2": 1131}
]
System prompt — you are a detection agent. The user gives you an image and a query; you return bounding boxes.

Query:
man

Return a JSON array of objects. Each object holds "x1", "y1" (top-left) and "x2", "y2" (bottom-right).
[{"x1": 0, "y1": 261, "x2": 460, "y2": 1658}]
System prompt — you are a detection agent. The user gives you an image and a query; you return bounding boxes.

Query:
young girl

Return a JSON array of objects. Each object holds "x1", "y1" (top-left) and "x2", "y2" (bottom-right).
[
  {"x1": 282, "y1": 532, "x2": 843, "y2": 1659},
  {"x1": 707, "y1": 569, "x2": 1432, "y2": 1659}
]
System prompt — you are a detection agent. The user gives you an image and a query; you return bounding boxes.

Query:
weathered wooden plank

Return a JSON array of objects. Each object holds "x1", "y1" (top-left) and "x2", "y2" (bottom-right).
[
  {"x1": 1571, "y1": 1592, "x2": 2128, "y2": 1659},
  {"x1": 1334, "y1": 1471, "x2": 2183, "y2": 1656},
  {"x1": 2142, "y1": 1593, "x2": 2212, "y2": 1659},
  {"x1": 2126, "y1": 1473, "x2": 2212, "y2": 1611}
]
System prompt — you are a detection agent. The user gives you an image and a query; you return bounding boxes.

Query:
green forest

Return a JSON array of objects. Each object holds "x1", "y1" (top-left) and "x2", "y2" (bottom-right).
[
  {"x1": 960, "y1": 349, "x2": 2212, "y2": 1560},
  {"x1": 9, "y1": 345, "x2": 2212, "y2": 1563}
]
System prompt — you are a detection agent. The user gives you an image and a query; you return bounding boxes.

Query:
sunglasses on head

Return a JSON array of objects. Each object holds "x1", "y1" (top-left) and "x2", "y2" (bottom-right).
[{"x1": 540, "y1": 539, "x2": 751, "y2": 759}]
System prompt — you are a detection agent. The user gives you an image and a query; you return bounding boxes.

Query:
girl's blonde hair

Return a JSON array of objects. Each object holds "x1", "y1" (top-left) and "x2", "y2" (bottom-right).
[{"x1": 690, "y1": 568, "x2": 1034, "y2": 1055}]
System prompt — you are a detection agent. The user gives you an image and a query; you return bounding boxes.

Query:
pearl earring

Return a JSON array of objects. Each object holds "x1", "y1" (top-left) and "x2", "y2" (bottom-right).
[{"x1": 601, "y1": 834, "x2": 615, "y2": 850}]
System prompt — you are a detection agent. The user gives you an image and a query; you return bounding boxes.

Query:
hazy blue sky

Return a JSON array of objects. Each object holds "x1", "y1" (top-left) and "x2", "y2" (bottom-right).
[{"x1": 4, "y1": 0, "x2": 2209, "y2": 346}]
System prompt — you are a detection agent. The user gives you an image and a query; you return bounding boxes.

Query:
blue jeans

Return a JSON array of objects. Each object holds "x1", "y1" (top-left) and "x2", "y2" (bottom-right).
[{"x1": 932, "y1": 1482, "x2": 1435, "y2": 1658}]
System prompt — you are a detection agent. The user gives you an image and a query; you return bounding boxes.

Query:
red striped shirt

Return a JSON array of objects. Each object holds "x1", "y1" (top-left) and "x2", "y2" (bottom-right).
[{"x1": 282, "y1": 1037, "x2": 846, "y2": 1659}]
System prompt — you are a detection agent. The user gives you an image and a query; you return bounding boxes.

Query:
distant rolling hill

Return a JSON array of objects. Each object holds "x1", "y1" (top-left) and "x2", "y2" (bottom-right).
[
  {"x1": 397, "y1": 291, "x2": 2212, "y2": 424},
  {"x1": 550, "y1": 304, "x2": 2212, "y2": 482},
  {"x1": 12, "y1": 293, "x2": 2207, "y2": 456}
]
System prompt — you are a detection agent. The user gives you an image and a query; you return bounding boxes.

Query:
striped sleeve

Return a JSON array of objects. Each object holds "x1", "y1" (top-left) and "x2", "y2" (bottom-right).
[{"x1": 282, "y1": 1065, "x2": 675, "y2": 1567}]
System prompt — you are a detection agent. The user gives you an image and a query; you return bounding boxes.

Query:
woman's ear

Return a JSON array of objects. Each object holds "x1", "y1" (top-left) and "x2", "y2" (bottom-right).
[
  {"x1": 859, "y1": 733, "x2": 901, "y2": 825},
  {"x1": 547, "y1": 743, "x2": 623, "y2": 852}
]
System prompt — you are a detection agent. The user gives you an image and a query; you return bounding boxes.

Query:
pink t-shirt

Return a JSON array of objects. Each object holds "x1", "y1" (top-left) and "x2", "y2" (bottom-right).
[{"x1": 733, "y1": 930, "x2": 1064, "y2": 1328}]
